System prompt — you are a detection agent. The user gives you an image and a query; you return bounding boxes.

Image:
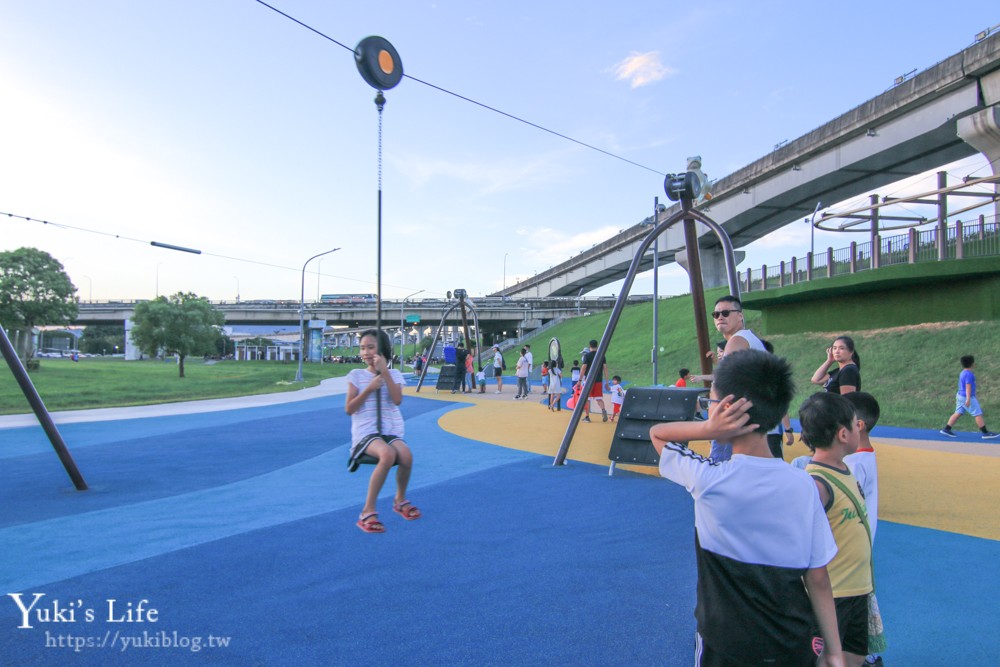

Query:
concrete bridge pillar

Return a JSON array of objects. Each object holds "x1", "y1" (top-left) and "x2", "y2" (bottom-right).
[
  {"x1": 123, "y1": 319, "x2": 142, "y2": 360},
  {"x1": 675, "y1": 246, "x2": 746, "y2": 292},
  {"x1": 957, "y1": 70, "x2": 1000, "y2": 220}
]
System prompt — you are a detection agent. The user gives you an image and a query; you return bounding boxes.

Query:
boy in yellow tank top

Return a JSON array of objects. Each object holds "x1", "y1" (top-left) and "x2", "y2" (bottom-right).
[{"x1": 799, "y1": 392, "x2": 873, "y2": 667}]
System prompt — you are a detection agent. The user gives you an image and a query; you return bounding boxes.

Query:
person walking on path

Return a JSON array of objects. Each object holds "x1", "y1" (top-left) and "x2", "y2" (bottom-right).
[
  {"x1": 491, "y1": 345, "x2": 505, "y2": 393},
  {"x1": 940, "y1": 355, "x2": 999, "y2": 439},
  {"x1": 524, "y1": 344, "x2": 534, "y2": 394},
  {"x1": 346, "y1": 329, "x2": 421, "y2": 534},
  {"x1": 514, "y1": 347, "x2": 530, "y2": 400},
  {"x1": 811, "y1": 336, "x2": 861, "y2": 395},
  {"x1": 580, "y1": 339, "x2": 610, "y2": 423},
  {"x1": 464, "y1": 349, "x2": 475, "y2": 393}
]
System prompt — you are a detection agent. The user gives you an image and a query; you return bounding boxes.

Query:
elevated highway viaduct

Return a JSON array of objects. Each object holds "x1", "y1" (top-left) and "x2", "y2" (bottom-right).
[{"x1": 501, "y1": 32, "x2": 1000, "y2": 297}]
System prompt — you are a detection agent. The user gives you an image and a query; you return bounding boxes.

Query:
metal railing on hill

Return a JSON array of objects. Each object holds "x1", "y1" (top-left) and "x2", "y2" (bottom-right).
[{"x1": 741, "y1": 214, "x2": 999, "y2": 292}]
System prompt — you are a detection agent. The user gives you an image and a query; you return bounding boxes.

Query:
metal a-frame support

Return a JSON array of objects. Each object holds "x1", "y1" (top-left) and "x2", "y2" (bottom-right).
[
  {"x1": 414, "y1": 294, "x2": 483, "y2": 392},
  {"x1": 0, "y1": 324, "x2": 88, "y2": 490},
  {"x1": 553, "y1": 195, "x2": 740, "y2": 467}
]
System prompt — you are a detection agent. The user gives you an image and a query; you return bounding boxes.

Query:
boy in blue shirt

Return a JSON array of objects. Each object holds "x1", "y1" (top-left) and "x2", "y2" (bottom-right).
[{"x1": 940, "y1": 355, "x2": 999, "y2": 439}]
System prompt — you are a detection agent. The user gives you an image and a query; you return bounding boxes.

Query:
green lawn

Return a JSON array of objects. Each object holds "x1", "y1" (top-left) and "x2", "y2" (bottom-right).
[{"x1": 0, "y1": 357, "x2": 358, "y2": 415}]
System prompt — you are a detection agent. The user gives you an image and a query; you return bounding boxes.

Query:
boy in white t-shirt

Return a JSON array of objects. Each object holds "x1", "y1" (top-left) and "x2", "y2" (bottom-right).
[
  {"x1": 650, "y1": 350, "x2": 844, "y2": 666},
  {"x1": 607, "y1": 375, "x2": 626, "y2": 422},
  {"x1": 843, "y1": 391, "x2": 886, "y2": 664}
]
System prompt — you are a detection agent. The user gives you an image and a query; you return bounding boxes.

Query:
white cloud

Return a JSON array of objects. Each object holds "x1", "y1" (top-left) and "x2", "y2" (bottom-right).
[
  {"x1": 388, "y1": 152, "x2": 561, "y2": 196},
  {"x1": 513, "y1": 225, "x2": 622, "y2": 267},
  {"x1": 610, "y1": 51, "x2": 677, "y2": 89}
]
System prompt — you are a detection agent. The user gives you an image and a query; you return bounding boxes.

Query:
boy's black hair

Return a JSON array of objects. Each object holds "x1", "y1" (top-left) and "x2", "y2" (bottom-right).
[
  {"x1": 359, "y1": 328, "x2": 392, "y2": 360},
  {"x1": 961, "y1": 355, "x2": 975, "y2": 369},
  {"x1": 679, "y1": 368, "x2": 690, "y2": 378},
  {"x1": 713, "y1": 349, "x2": 795, "y2": 434},
  {"x1": 612, "y1": 375, "x2": 621, "y2": 382},
  {"x1": 843, "y1": 391, "x2": 880, "y2": 432},
  {"x1": 798, "y1": 392, "x2": 856, "y2": 450},
  {"x1": 588, "y1": 339, "x2": 598, "y2": 348},
  {"x1": 572, "y1": 359, "x2": 580, "y2": 366}
]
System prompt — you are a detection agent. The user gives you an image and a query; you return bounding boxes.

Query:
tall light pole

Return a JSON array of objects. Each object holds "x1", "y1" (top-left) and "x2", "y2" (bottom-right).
[
  {"x1": 503, "y1": 252, "x2": 508, "y2": 293},
  {"x1": 233, "y1": 276, "x2": 240, "y2": 303},
  {"x1": 399, "y1": 289, "x2": 424, "y2": 368},
  {"x1": 316, "y1": 257, "x2": 325, "y2": 302},
  {"x1": 155, "y1": 262, "x2": 164, "y2": 297},
  {"x1": 295, "y1": 248, "x2": 340, "y2": 383},
  {"x1": 82, "y1": 275, "x2": 92, "y2": 303}
]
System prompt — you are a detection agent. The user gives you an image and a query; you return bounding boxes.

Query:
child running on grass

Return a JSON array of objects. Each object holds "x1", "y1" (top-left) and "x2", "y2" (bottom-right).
[
  {"x1": 650, "y1": 350, "x2": 844, "y2": 666},
  {"x1": 800, "y1": 392, "x2": 873, "y2": 667},
  {"x1": 346, "y1": 328, "x2": 421, "y2": 533}
]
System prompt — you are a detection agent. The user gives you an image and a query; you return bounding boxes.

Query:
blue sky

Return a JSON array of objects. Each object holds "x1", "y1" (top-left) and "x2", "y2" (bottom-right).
[{"x1": 1, "y1": 2, "x2": 996, "y2": 302}]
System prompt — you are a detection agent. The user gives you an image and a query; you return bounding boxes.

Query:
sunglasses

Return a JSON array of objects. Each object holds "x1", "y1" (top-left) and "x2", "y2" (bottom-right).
[
  {"x1": 697, "y1": 396, "x2": 721, "y2": 411},
  {"x1": 711, "y1": 309, "x2": 741, "y2": 319}
]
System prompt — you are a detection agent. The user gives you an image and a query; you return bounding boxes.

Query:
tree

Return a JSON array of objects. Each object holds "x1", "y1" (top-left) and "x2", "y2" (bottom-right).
[
  {"x1": 79, "y1": 324, "x2": 126, "y2": 355},
  {"x1": 0, "y1": 247, "x2": 78, "y2": 361},
  {"x1": 130, "y1": 292, "x2": 225, "y2": 377}
]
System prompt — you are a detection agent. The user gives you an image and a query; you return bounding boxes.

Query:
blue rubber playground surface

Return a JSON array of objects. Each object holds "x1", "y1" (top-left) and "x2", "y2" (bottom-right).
[{"x1": 1, "y1": 389, "x2": 999, "y2": 665}]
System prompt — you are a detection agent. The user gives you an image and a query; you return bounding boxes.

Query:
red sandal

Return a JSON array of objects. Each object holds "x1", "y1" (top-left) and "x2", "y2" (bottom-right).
[
  {"x1": 356, "y1": 512, "x2": 385, "y2": 533},
  {"x1": 393, "y1": 500, "x2": 422, "y2": 520}
]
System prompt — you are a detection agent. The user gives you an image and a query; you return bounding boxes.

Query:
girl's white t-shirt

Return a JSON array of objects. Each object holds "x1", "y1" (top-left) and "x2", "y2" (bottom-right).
[{"x1": 347, "y1": 368, "x2": 405, "y2": 452}]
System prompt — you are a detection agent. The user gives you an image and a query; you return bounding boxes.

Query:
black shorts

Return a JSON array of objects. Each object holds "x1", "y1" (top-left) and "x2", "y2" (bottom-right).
[
  {"x1": 348, "y1": 434, "x2": 402, "y2": 472},
  {"x1": 696, "y1": 631, "x2": 815, "y2": 667},
  {"x1": 493, "y1": 366, "x2": 503, "y2": 377},
  {"x1": 811, "y1": 594, "x2": 868, "y2": 657}
]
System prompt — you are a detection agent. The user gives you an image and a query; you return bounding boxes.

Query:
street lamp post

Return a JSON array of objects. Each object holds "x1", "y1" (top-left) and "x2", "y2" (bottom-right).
[
  {"x1": 295, "y1": 248, "x2": 340, "y2": 383},
  {"x1": 399, "y1": 289, "x2": 424, "y2": 369},
  {"x1": 503, "y1": 252, "x2": 508, "y2": 293},
  {"x1": 316, "y1": 257, "x2": 324, "y2": 302},
  {"x1": 155, "y1": 263, "x2": 164, "y2": 297},
  {"x1": 82, "y1": 275, "x2": 92, "y2": 303},
  {"x1": 233, "y1": 276, "x2": 240, "y2": 303}
]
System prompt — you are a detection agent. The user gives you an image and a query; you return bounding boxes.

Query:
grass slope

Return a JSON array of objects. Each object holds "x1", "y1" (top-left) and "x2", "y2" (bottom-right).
[{"x1": 516, "y1": 291, "x2": 1000, "y2": 431}]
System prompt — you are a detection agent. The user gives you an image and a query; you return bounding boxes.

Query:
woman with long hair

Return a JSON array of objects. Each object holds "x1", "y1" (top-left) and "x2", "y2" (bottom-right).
[{"x1": 810, "y1": 335, "x2": 861, "y2": 395}]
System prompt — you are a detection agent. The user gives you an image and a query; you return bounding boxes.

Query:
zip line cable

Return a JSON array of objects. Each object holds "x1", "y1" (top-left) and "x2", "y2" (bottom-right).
[
  {"x1": 0, "y1": 210, "x2": 422, "y2": 295},
  {"x1": 251, "y1": 0, "x2": 667, "y2": 177}
]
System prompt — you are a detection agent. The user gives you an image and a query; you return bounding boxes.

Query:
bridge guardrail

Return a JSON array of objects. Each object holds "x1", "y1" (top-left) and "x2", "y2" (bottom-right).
[{"x1": 741, "y1": 214, "x2": 999, "y2": 292}]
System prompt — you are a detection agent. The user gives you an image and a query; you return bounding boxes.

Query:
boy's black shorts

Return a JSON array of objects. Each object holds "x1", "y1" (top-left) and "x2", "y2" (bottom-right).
[
  {"x1": 810, "y1": 593, "x2": 869, "y2": 657},
  {"x1": 696, "y1": 632, "x2": 816, "y2": 667}
]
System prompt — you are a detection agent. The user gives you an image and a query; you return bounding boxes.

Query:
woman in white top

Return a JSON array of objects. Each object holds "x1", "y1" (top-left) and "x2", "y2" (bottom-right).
[{"x1": 346, "y1": 329, "x2": 421, "y2": 533}]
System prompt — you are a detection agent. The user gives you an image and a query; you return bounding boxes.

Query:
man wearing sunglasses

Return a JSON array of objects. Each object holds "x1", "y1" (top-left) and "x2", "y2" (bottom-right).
[{"x1": 689, "y1": 295, "x2": 766, "y2": 461}]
